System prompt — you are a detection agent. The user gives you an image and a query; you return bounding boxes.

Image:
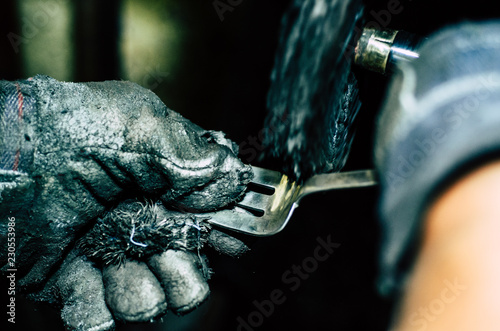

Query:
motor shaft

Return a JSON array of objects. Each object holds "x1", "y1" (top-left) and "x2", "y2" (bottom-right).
[{"x1": 354, "y1": 27, "x2": 425, "y2": 74}]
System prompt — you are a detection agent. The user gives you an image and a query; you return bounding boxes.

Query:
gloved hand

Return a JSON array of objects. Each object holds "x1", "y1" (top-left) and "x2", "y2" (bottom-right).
[
  {"x1": 374, "y1": 21, "x2": 500, "y2": 297},
  {"x1": 0, "y1": 75, "x2": 252, "y2": 329},
  {"x1": 30, "y1": 200, "x2": 249, "y2": 330}
]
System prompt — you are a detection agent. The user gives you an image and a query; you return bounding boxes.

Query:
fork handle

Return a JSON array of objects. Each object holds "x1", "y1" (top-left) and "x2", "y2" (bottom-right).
[{"x1": 299, "y1": 169, "x2": 378, "y2": 198}]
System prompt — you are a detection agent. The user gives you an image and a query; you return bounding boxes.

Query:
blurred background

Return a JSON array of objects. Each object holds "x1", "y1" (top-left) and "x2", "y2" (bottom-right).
[{"x1": 1, "y1": 0, "x2": 500, "y2": 330}]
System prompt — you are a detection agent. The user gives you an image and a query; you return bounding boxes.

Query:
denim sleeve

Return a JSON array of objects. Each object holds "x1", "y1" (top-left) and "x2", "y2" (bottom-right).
[{"x1": 375, "y1": 20, "x2": 500, "y2": 297}]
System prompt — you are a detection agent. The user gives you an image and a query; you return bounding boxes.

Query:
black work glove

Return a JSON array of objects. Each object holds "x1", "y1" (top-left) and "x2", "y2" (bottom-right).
[
  {"x1": 0, "y1": 75, "x2": 252, "y2": 329},
  {"x1": 374, "y1": 21, "x2": 500, "y2": 297}
]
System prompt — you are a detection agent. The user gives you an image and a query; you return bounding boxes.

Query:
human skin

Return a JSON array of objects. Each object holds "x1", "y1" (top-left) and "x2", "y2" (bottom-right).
[{"x1": 392, "y1": 159, "x2": 500, "y2": 331}]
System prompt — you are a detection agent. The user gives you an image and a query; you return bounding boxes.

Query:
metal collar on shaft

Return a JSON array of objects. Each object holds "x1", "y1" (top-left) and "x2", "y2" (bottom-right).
[
  {"x1": 355, "y1": 27, "x2": 423, "y2": 74},
  {"x1": 355, "y1": 27, "x2": 398, "y2": 74}
]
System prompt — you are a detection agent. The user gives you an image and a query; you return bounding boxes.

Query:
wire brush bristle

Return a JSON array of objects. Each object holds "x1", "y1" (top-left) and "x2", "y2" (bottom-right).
[{"x1": 78, "y1": 200, "x2": 211, "y2": 266}]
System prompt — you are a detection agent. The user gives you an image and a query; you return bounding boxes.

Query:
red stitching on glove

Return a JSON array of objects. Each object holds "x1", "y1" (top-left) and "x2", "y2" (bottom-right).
[{"x1": 12, "y1": 83, "x2": 24, "y2": 171}]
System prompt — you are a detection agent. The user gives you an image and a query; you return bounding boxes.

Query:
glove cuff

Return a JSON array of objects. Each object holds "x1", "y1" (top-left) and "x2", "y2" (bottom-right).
[{"x1": 0, "y1": 78, "x2": 36, "y2": 173}]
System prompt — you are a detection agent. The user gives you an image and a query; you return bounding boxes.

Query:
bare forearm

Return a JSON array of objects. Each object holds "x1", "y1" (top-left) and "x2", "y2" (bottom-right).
[{"x1": 393, "y1": 160, "x2": 500, "y2": 331}]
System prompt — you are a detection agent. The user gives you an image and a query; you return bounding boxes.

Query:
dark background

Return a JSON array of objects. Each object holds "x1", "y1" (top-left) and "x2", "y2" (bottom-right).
[{"x1": 2, "y1": 0, "x2": 500, "y2": 330}]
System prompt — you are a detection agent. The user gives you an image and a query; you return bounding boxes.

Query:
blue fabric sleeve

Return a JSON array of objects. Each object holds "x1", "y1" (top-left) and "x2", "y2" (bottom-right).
[{"x1": 375, "y1": 21, "x2": 500, "y2": 297}]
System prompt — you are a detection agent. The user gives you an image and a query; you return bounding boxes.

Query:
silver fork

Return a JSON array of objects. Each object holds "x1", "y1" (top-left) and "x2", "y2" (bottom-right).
[{"x1": 202, "y1": 166, "x2": 378, "y2": 236}]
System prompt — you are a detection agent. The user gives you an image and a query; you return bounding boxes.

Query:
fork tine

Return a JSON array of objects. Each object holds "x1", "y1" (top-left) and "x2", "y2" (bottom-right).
[
  {"x1": 236, "y1": 190, "x2": 274, "y2": 213},
  {"x1": 202, "y1": 207, "x2": 273, "y2": 236},
  {"x1": 249, "y1": 166, "x2": 285, "y2": 191}
]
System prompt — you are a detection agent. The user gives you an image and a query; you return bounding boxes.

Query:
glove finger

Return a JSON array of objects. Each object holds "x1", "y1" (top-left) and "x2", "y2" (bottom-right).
[
  {"x1": 208, "y1": 229, "x2": 250, "y2": 258},
  {"x1": 171, "y1": 155, "x2": 253, "y2": 212},
  {"x1": 147, "y1": 249, "x2": 209, "y2": 314},
  {"x1": 159, "y1": 129, "x2": 252, "y2": 212},
  {"x1": 55, "y1": 251, "x2": 114, "y2": 331},
  {"x1": 103, "y1": 260, "x2": 167, "y2": 322},
  {"x1": 18, "y1": 245, "x2": 68, "y2": 290},
  {"x1": 158, "y1": 138, "x2": 253, "y2": 211}
]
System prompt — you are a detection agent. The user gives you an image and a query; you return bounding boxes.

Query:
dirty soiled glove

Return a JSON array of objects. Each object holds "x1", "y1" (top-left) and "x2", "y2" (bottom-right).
[
  {"x1": 374, "y1": 21, "x2": 500, "y2": 297},
  {"x1": 31, "y1": 200, "x2": 249, "y2": 330},
  {"x1": 0, "y1": 75, "x2": 252, "y2": 329}
]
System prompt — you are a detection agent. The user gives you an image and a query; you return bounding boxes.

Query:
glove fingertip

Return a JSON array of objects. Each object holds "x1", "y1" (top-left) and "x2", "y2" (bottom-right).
[
  {"x1": 103, "y1": 261, "x2": 167, "y2": 322},
  {"x1": 60, "y1": 306, "x2": 115, "y2": 331},
  {"x1": 148, "y1": 250, "x2": 210, "y2": 314},
  {"x1": 56, "y1": 253, "x2": 115, "y2": 331}
]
